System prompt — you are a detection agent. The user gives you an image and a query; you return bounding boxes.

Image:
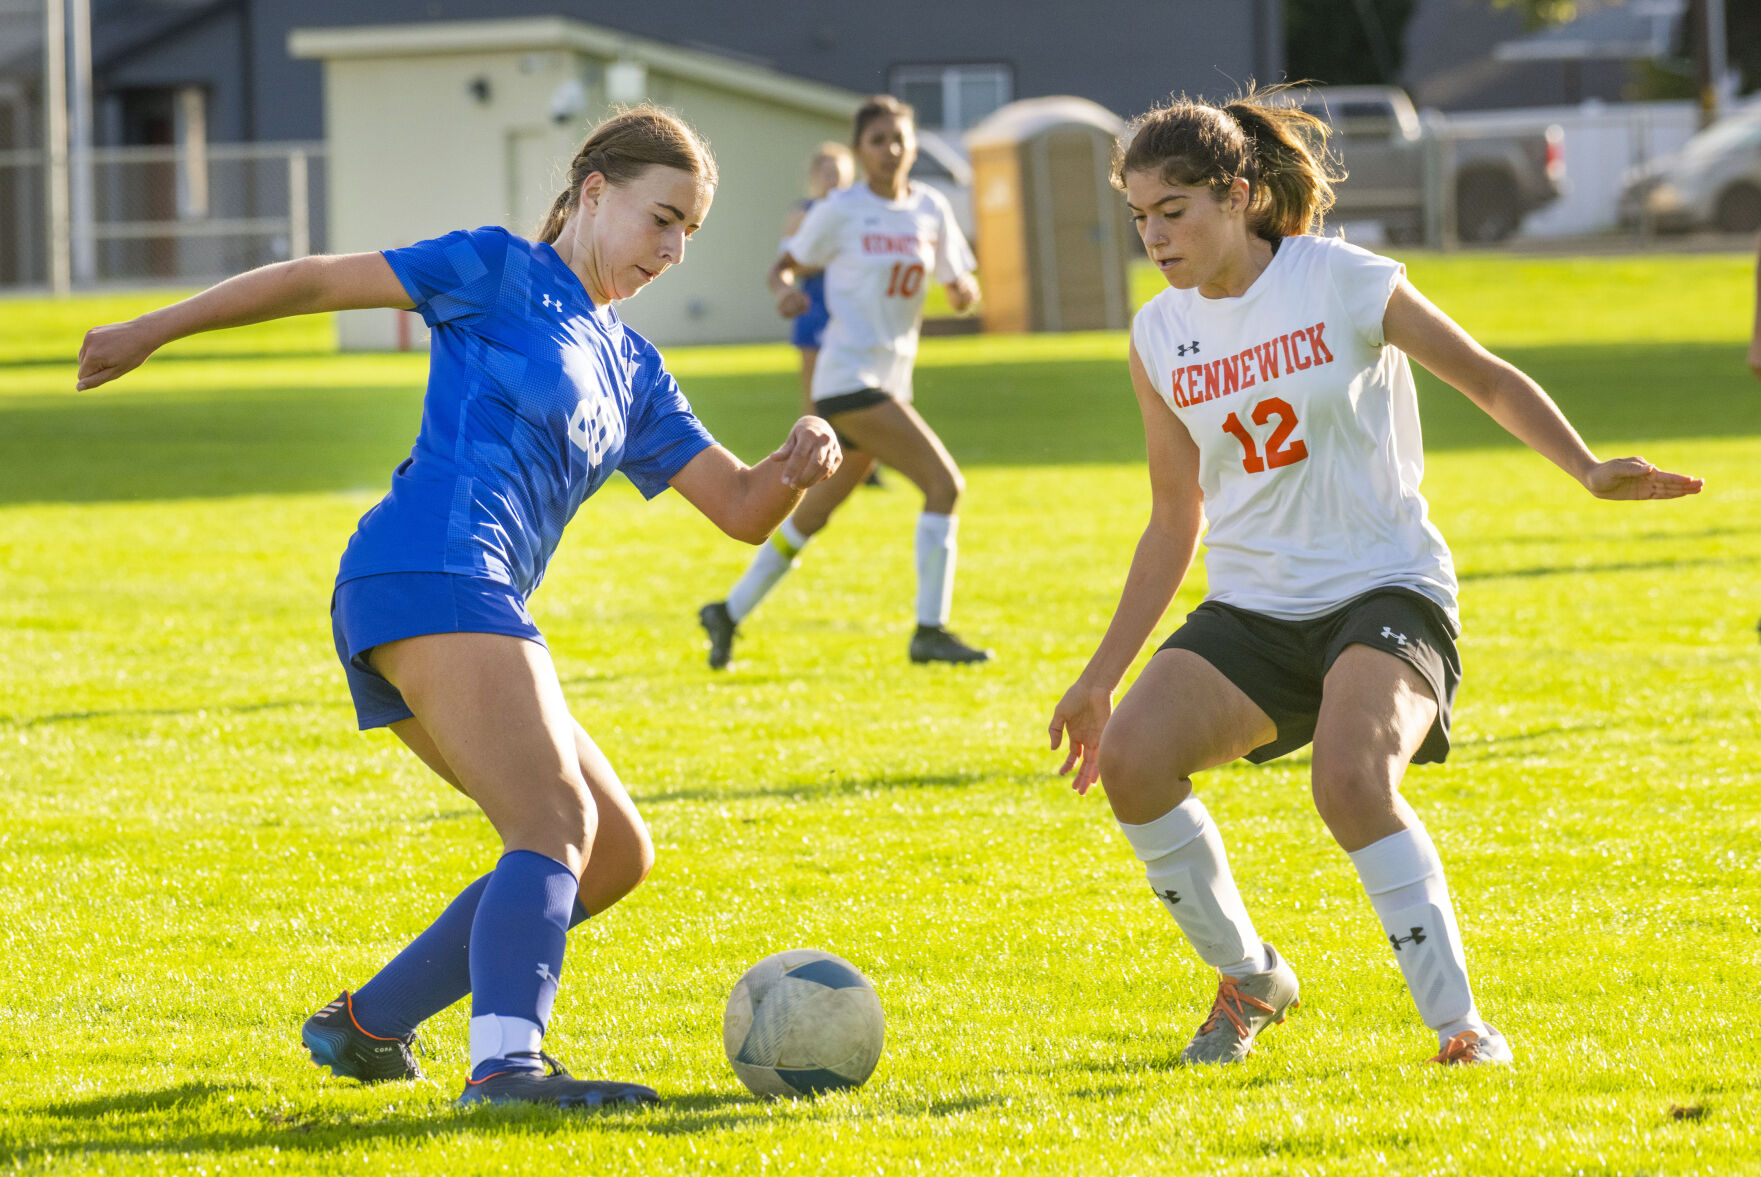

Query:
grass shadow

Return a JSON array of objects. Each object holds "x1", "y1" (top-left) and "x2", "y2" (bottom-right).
[
  {"x1": 1, "y1": 1081, "x2": 766, "y2": 1162},
  {"x1": 32, "y1": 1080, "x2": 251, "y2": 1120},
  {"x1": 0, "y1": 698, "x2": 329, "y2": 729},
  {"x1": 1460, "y1": 555, "x2": 1752, "y2": 582},
  {"x1": 645, "y1": 770, "x2": 1001, "y2": 805},
  {"x1": 0, "y1": 340, "x2": 1752, "y2": 505}
]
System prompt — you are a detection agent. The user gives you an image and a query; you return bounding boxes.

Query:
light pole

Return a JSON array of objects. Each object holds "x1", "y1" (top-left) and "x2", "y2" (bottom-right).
[
  {"x1": 43, "y1": 0, "x2": 68, "y2": 294},
  {"x1": 68, "y1": 0, "x2": 93, "y2": 286}
]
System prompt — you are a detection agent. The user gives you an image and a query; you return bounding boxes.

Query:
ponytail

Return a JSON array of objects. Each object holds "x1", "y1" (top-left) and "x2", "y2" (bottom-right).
[
  {"x1": 1113, "y1": 83, "x2": 1340, "y2": 241},
  {"x1": 535, "y1": 104, "x2": 718, "y2": 244}
]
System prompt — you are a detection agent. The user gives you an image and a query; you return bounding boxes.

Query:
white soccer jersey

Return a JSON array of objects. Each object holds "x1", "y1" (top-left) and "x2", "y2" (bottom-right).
[
  {"x1": 784, "y1": 181, "x2": 975, "y2": 403},
  {"x1": 1132, "y1": 233, "x2": 1459, "y2": 624}
]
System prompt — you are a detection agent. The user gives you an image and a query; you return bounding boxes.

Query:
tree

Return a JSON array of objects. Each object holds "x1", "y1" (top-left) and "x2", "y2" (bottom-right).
[
  {"x1": 1488, "y1": 0, "x2": 1578, "y2": 31},
  {"x1": 1284, "y1": 0, "x2": 1420, "y2": 86},
  {"x1": 1488, "y1": 0, "x2": 1757, "y2": 93}
]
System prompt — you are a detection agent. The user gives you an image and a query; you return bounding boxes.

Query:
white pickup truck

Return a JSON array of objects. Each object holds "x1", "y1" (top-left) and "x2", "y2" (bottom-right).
[{"x1": 1294, "y1": 86, "x2": 1565, "y2": 244}]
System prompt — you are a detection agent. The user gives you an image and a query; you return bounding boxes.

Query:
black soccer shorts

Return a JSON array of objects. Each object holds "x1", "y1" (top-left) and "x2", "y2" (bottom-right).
[{"x1": 1157, "y1": 586, "x2": 1461, "y2": 764}]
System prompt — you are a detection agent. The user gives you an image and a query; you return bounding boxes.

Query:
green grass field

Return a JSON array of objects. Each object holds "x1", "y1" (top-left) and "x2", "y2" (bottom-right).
[{"x1": 1, "y1": 252, "x2": 1757, "y2": 1175}]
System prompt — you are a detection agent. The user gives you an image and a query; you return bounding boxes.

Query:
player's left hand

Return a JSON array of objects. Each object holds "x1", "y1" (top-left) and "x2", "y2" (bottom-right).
[
  {"x1": 1583, "y1": 457, "x2": 1703, "y2": 501},
  {"x1": 77, "y1": 319, "x2": 161, "y2": 390},
  {"x1": 946, "y1": 275, "x2": 981, "y2": 315},
  {"x1": 1049, "y1": 679, "x2": 1112, "y2": 797},
  {"x1": 771, "y1": 416, "x2": 841, "y2": 490}
]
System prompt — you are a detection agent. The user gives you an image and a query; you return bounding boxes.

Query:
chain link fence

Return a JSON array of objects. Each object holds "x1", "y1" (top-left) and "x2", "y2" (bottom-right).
[{"x1": 0, "y1": 141, "x2": 324, "y2": 289}]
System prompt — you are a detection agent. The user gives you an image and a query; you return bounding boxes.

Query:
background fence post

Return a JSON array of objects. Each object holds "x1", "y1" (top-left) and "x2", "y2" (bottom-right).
[
  {"x1": 43, "y1": 0, "x2": 69, "y2": 295},
  {"x1": 288, "y1": 149, "x2": 309, "y2": 259}
]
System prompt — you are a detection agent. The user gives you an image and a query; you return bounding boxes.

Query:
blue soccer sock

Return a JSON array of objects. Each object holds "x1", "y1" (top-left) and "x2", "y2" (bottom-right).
[
  {"x1": 467, "y1": 850, "x2": 579, "y2": 1080},
  {"x1": 351, "y1": 872, "x2": 589, "y2": 1041}
]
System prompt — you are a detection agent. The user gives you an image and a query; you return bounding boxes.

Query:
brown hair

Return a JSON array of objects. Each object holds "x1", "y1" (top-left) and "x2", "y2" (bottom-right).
[
  {"x1": 852, "y1": 94, "x2": 914, "y2": 147},
  {"x1": 535, "y1": 104, "x2": 718, "y2": 244},
  {"x1": 1112, "y1": 84, "x2": 1340, "y2": 241}
]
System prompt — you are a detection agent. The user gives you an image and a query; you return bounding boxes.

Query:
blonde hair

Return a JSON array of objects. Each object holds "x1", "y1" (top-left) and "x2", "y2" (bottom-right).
[
  {"x1": 535, "y1": 104, "x2": 718, "y2": 244},
  {"x1": 806, "y1": 141, "x2": 854, "y2": 199},
  {"x1": 810, "y1": 140, "x2": 853, "y2": 167},
  {"x1": 1113, "y1": 84, "x2": 1341, "y2": 241}
]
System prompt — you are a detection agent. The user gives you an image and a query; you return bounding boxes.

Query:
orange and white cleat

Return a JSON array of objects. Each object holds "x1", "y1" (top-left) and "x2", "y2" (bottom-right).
[
  {"x1": 1178, "y1": 942, "x2": 1300, "y2": 1065},
  {"x1": 1430, "y1": 1026, "x2": 1513, "y2": 1065}
]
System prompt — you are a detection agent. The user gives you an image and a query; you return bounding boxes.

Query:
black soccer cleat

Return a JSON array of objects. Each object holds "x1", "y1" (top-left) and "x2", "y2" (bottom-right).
[
  {"x1": 699, "y1": 601, "x2": 738, "y2": 670},
  {"x1": 457, "y1": 1052, "x2": 660, "y2": 1109},
  {"x1": 908, "y1": 625, "x2": 993, "y2": 665},
  {"x1": 301, "y1": 991, "x2": 424, "y2": 1083}
]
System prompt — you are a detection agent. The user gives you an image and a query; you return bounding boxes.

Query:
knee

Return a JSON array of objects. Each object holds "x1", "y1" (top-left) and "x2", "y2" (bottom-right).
[
  {"x1": 1096, "y1": 719, "x2": 1160, "y2": 800},
  {"x1": 575, "y1": 805, "x2": 654, "y2": 914},
  {"x1": 627, "y1": 817, "x2": 656, "y2": 890},
  {"x1": 1309, "y1": 758, "x2": 1393, "y2": 831},
  {"x1": 924, "y1": 467, "x2": 964, "y2": 515},
  {"x1": 509, "y1": 774, "x2": 598, "y2": 869}
]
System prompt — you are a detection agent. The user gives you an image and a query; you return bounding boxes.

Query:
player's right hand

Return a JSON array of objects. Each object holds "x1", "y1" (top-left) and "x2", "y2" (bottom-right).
[
  {"x1": 770, "y1": 415, "x2": 841, "y2": 490},
  {"x1": 775, "y1": 288, "x2": 810, "y2": 319},
  {"x1": 1049, "y1": 680, "x2": 1112, "y2": 797},
  {"x1": 76, "y1": 320, "x2": 159, "y2": 390}
]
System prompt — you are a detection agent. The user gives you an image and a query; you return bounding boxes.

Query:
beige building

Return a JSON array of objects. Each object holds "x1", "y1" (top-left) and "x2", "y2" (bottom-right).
[{"x1": 290, "y1": 17, "x2": 861, "y2": 348}]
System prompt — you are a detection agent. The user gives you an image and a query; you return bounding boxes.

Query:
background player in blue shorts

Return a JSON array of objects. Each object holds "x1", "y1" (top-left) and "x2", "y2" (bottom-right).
[
  {"x1": 74, "y1": 106, "x2": 841, "y2": 1110},
  {"x1": 786, "y1": 142, "x2": 854, "y2": 410}
]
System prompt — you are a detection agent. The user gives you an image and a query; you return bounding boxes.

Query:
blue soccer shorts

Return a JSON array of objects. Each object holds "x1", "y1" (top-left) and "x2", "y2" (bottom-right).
[{"x1": 330, "y1": 572, "x2": 545, "y2": 730}]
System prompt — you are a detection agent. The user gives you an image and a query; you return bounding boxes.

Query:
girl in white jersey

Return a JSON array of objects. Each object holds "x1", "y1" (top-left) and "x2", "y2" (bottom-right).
[
  {"x1": 700, "y1": 95, "x2": 991, "y2": 668},
  {"x1": 1049, "y1": 89, "x2": 1702, "y2": 1067}
]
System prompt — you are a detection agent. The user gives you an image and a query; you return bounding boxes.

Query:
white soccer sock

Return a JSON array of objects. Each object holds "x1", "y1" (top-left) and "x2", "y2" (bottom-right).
[
  {"x1": 914, "y1": 512, "x2": 957, "y2": 627},
  {"x1": 469, "y1": 1014, "x2": 544, "y2": 1074},
  {"x1": 1118, "y1": 796, "x2": 1270, "y2": 978},
  {"x1": 726, "y1": 519, "x2": 810, "y2": 623},
  {"x1": 1348, "y1": 825, "x2": 1486, "y2": 1045}
]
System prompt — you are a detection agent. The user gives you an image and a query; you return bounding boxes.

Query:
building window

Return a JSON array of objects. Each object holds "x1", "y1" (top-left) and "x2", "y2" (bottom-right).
[{"x1": 890, "y1": 64, "x2": 1011, "y2": 131}]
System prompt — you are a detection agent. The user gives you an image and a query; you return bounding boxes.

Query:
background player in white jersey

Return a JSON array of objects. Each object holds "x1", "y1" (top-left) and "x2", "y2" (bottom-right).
[
  {"x1": 699, "y1": 95, "x2": 991, "y2": 667},
  {"x1": 76, "y1": 107, "x2": 841, "y2": 1109},
  {"x1": 1049, "y1": 89, "x2": 1702, "y2": 1067}
]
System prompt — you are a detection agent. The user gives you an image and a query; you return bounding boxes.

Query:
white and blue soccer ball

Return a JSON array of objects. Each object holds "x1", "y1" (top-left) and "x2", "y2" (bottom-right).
[{"x1": 722, "y1": 948, "x2": 885, "y2": 1098}]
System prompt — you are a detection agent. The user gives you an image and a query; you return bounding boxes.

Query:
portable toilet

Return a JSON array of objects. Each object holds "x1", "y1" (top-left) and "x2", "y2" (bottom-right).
[{"x1": 966, "y1": 97, "x2": 1132, "y2": 334}]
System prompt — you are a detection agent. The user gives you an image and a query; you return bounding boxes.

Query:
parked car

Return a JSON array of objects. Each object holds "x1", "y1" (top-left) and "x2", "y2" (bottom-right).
[
  {"x1": 1617, "y1": 109, "x2": 1761, "y2": 233},
  {"x1": 1289, "y1": 86, "x2": 1564, "y2": 244}
]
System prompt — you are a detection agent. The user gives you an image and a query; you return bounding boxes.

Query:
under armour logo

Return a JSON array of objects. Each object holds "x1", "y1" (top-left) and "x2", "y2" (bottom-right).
[
  {"x1": 1176, "y1": 341, "x2": 1200, "y2": 356},
  {"x1": 1380, "y1": 626, "x2": 1408, "y2": 647},
  {"x1": 1389, "y1": 926, "x2": 1427, "y2": 950},
  {"x1": 540, "y1": 293, "x2": 560, "y2": 312},
  {"x1": 1155, "y1": 887, "x2": 1182, "y2": 905},
  {"x1": 535, "y1": 962, "x2": 558, "y2": 984}
]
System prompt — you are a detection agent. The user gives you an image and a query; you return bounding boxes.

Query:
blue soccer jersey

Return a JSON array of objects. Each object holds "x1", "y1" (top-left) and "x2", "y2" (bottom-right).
[{"x1": 337, "y1": 226, "x2": 715, "y2": 598}]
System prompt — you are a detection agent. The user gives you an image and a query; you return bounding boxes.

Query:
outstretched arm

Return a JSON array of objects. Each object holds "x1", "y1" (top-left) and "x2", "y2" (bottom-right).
[
  {"x1": 1385, "y1": 279, "x2": 1702, "y2": 500},
  {"x1": 668, "y1": 417, "x2": 842, "y2": 544},
  {"x1": 1048, "y1": 342, "x2": 1205, "y2": 796},
  {"x1": 77, "y1": 253, "x2": 411, "y2": 391}
]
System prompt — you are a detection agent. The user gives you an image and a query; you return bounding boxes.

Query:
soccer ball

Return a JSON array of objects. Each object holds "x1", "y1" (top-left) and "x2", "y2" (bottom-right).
[{"x1": 722, "y1": 948, "x2": 885, "y2": 1098}]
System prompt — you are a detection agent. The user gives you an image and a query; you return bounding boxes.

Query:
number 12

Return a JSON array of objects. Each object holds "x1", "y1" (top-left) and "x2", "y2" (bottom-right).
[{"x1": 1221, "y1": 396, "x2": 1309, "y2": 474}]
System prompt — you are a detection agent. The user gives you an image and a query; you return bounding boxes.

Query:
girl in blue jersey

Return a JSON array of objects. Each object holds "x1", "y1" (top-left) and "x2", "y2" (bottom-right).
[{"x1": 75, "y1": 107, "x2": 841, "y2": 1110}]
